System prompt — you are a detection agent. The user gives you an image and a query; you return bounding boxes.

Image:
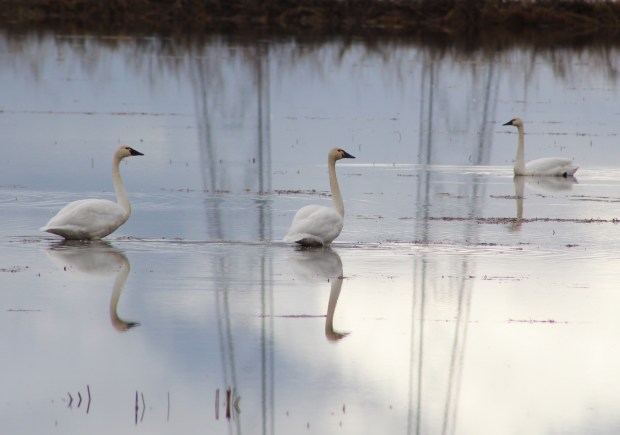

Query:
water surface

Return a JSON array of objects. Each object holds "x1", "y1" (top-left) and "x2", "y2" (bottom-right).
[{"x1": 3, "y1": 32, "x2": 620, "y2": 434}]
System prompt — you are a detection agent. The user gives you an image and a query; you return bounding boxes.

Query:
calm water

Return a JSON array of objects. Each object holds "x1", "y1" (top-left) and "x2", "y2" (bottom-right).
[{"x1": 3, "y1": 32, "x2": 620, "y2": 434}]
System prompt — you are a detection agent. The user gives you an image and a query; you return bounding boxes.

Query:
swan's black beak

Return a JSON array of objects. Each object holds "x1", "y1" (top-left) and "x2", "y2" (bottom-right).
[
  {"x1": 341, "y1": 150, "x2": 355, "y2": 159},
  {"x1": 502, "y1": 119, "x2": 514, "y2": 126},
  {"x1": 128, "y1": 147, "x2": 144, "y2": 156}
]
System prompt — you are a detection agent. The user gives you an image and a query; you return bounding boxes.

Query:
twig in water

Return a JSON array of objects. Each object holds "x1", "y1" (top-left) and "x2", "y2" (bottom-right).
[
  {"x1": 86, "y1": 385, "x2": 91, "y2": 414},
  {"x1": 134, "y1": 391, "x2": 139, "y2": 425},
  {"x1": 140, "y1": 392, "x2": 146, "y2": 423},
  {"x1": 233, "y1": 394, "x2": 241, "y2": 415},
  {"x1": 226, "y1": 388, "x2": 231, "y2": 420}
]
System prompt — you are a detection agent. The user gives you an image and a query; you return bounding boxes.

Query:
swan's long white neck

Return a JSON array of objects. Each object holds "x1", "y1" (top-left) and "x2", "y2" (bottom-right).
[
  {"x1": 112, "y1": 152, "x2": 131, "y2": 216},
  {"x1": 514, "y1": 124, "x2": 526, "y2": 175},
  {"x1": 328, "y1": 156, "x2": 345, "y2": 217}
]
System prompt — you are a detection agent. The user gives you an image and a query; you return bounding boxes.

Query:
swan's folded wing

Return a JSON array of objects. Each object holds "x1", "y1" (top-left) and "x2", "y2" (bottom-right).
[
  {"x1": 41, "y1": 199, "x2": 127, "y2": 239},
  {"x1": 284, "y1": 205, "x2": 343, "y2": 245},
  {"x1": 525, "y1": 157, "x2": 578, "y2": 176},
  {"x1": 290, "y1": 204, "x2": 325, "y2": 222}
]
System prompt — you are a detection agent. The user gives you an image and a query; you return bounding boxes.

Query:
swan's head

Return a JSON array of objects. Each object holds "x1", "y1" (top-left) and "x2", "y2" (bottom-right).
[
  {"x1": 329, "y1": 148, "x2": 356, "y2": 161},
  {"x1": 503, "y1": 117, "x2": 523, "y2": 128},
  {"x1": 117, "y1": 145, "x2": 144, "y2": 159}
]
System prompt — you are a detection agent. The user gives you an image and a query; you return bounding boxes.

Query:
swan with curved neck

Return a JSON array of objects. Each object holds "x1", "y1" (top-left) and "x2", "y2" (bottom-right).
[
  {"x1": 284, "y1": 148, "x2": 355, "y2": 247},
  {"x1": 40, "y1": 145, "x2": 144, "y2": 240},
  {"x1": 503, "y1": 118, "x2": 578, "y2": 177}
]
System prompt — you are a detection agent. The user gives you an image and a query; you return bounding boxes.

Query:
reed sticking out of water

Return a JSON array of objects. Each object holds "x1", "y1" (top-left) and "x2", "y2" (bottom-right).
[
  {"x1": 226, "y1": 388, "x2": 232, "y2": 420},
  {"x1": 66, "y1": 385, "x2": 92, "y2": 413},
  {"x1": 167, "y1": 392, "x2": 170, "y2": 422},
  {"x1": 215, "y1": 387, "x2": 240, "y2": 420},
  {"x1": 134, "y1": 391, "x2": 138, "y2": 425},
  {"x1": 133, "y1": 391, "x2": 145, "y2": 424},
  {"x1": 3, "y1": 0, "x2": 620, "y2": 41},
  {"x1": 86, "y1": 385, "x2": 91, "y2": 414}
]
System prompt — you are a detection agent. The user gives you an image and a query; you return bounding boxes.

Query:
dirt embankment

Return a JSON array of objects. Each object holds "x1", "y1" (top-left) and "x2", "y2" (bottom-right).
[{"x1": 2, "y1": 0, "x2": 620, "y2": 45}]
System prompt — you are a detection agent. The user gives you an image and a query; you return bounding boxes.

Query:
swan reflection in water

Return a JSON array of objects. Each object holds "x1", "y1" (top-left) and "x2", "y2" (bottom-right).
[
  {"x1": 511, "y1": 175, "x2": 577, "y2": 231},
  {"x1": 287, "y1": 247, "x2": 349, "y2": 341},
  {"x1": 45, "y1": 241, "x2": 140, "y2": 332}
]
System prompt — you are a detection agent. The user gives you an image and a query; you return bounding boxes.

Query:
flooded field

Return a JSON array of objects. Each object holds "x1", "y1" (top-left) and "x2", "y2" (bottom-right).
[{"x1": 3, "y1": 32, "x2": 620, "y2": 434}]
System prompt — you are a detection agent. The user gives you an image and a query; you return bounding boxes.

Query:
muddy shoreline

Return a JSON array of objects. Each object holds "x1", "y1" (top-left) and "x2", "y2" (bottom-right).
[{"x1": 2, "y1": 0, "x2": 620, "y2": 46}]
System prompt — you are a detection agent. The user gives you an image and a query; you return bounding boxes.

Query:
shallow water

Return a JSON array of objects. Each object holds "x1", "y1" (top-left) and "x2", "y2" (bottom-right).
[{"x1": 3, "y1": 32, "x2": 620, "y2": 434}]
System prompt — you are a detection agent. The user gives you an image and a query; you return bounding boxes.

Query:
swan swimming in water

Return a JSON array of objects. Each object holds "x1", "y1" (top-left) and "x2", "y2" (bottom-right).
[
  {"x1": 40, "y1": 145, "x2": 144, "y2": 240},
  {"x1": 503, "y1": 118, "x2": 578, "y2": 177},
  {"x1": 284, "y1": 148, "x2": 355, "y2": 247}
]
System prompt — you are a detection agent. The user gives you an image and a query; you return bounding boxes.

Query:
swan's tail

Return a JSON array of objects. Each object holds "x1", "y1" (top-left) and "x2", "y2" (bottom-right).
[
  {"x1": 284, "y1": 232, "x2": 325, "y2": 247},
  {"x1": 565, "y1": 165, "x2": 579, "y2": 177}
]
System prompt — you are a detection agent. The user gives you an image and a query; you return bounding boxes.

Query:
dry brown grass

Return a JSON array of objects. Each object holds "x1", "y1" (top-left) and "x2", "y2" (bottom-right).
[{"x1": 2, "y1": 0, "x2": 620, "y2": 45}]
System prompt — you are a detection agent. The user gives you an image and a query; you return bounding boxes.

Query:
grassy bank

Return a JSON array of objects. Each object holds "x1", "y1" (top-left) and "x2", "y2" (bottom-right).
[{"x1": 2, "y1": 0, "x2": 620, "y2": 44}]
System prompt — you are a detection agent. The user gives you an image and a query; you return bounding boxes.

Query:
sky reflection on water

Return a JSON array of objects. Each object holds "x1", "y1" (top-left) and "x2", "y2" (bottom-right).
[{"x1": 3, "y1": 32, "x2": 620, "y2": 434}]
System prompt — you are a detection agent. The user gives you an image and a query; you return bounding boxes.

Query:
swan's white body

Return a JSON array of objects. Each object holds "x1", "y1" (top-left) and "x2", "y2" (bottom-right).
[
  {"x1": 284, "y1": 148, "x2": 355, "y2": 247},
  {"x1": 40, "y1": 145, "x2": 144, "y2": 240},
  {"x1": 503, "y1": 118, "x2": 578, "y2": 177}
]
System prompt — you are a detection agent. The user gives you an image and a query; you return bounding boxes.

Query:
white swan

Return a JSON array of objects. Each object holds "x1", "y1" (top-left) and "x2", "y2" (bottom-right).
[
  {"x1": 284, "y1": 148, "x2": 355, "y2": 247},
  {"x1": 503, "y1": 118, "x2": 578, "y2": 177},
  {"x1": 40, "y1": 145, "x2": 144, "y2": 240}
]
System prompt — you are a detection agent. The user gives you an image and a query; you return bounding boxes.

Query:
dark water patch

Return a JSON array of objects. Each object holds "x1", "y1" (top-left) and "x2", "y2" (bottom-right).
[
  {"x1": 0, "y1": 108, "x2": 183, "y2": 117},
  {"x1": 6, "y1": 308, "x2": 42, "y2": 312},
  {"x1": 490, "y1": 195, "x2": 520, "y2": 200},
  {"x1": 569, "y1": 195, "x2": 620, "y2": 203},
  {"x1": 506, "y1": 318, "x2": 570, "y2": 325},
  {"x1": 423, "y1": 216, "x2": 620, "y2": 225},
  {"x1": 1, "y1": 265, "x2": 28, "y2": 272},
  {"x1": 275, "y1": 189, "x2": 329, "y2": 197}
]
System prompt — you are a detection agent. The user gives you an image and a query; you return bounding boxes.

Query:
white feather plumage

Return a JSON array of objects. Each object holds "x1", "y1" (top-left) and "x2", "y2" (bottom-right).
[
  {"x1": 503, "y1": 117, "x2": 578, "y2": 177},
  {"x1": 284, "y1": 148, "x2": 355, "y2": 247},
  {"x1": 40, "y1": 145, "x2": 143, "y2": 240}
]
